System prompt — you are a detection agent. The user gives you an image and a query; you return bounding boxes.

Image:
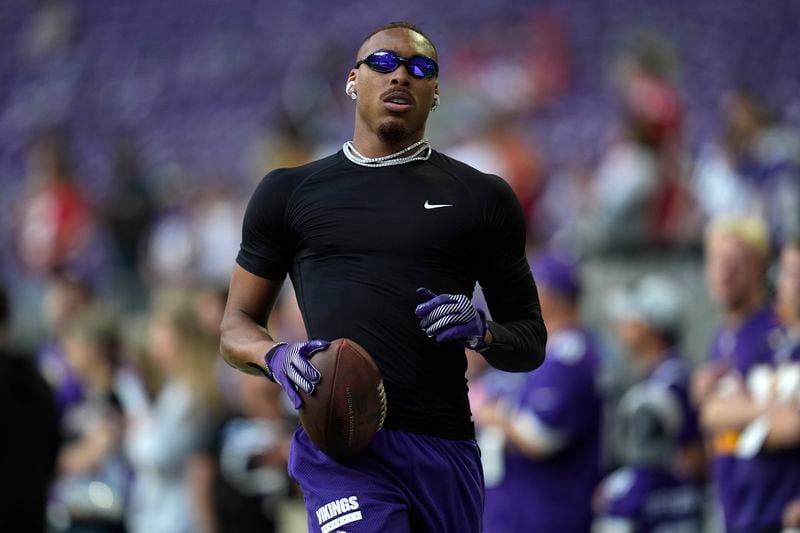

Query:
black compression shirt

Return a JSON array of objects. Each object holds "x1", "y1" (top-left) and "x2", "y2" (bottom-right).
[{"x1": 237, "y1": 150, "x2": 546, "y2": 440}]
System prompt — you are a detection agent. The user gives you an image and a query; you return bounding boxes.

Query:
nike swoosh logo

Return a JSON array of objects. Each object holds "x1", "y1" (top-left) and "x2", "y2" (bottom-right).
[{"x1": 424, "y1": 201, "x2": 453, "y2": 209}]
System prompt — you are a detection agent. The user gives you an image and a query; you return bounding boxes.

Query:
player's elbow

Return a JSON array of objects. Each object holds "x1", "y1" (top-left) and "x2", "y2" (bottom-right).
[
  {"x1": 218, "y1": 337, "x2": 232, "y2": 366},
  {"x1": 525, "y1": 342, "x2": 546, "y2": 371},
  {"x1": 513, "y1": 331, "x2": 547, "y2": 372},
  {"x1": 510, "y1": 348, "x2": 545, "y2": 372},
  {"x1": 218, "y1": 335, "x2": 241, "y2": 371}
]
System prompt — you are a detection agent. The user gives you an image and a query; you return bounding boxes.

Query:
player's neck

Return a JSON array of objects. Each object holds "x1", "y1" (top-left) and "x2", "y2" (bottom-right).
[
  {"x1": 351, "y1": 125, "x2": 426, "y2": 158},
  {"x1": 723, "y1": 291, "x2": 764, "y2": 325},
  {"x1": 639, "y1": 340, "x2": 671, "y2": 370}
]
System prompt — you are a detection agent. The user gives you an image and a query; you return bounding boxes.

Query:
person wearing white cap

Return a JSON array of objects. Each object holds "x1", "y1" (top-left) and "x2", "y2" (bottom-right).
[
  {"x1": 592, "y1": 275, "x2": 704, "y2": 532},
  {"x1": 610, "y1": 275, "x2": 704, "y2": 480}
]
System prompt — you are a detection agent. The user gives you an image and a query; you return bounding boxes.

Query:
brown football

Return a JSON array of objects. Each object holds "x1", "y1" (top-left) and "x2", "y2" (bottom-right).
[{"x1": 299, "y1": 338, "x2": 386, "y2": 461}]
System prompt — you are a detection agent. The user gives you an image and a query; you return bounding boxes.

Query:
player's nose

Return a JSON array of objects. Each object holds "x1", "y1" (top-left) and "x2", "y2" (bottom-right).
[{"x1": 390, "y1": 71, "x2": 411, "y2": 87}]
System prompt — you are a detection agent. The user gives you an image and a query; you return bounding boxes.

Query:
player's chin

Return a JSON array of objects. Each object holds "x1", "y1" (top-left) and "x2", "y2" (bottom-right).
[
  {"x1": 377, "y1": 119, "x2": 411, "y2": 145},
  {"x1": 378, "y1": 115, "x2": 427, "y2": 143}
]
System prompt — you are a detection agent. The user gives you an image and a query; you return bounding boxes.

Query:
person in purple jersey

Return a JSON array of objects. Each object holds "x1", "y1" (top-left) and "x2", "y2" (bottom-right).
[
  {"x1": 699, "y1": 239, "x2": 800, "y2": 533},
  {"x1": 691, "y1": 216, "x2": 782, "y2": 531},
  {"x1": 593, "y1": 381, "x2": 702, "y2": 533},
  {"x1": 219, "y1": 22, "x2": 547, "y2": 533},
  {"x1": 611, "y1": 274, "x2": 704, "y2": 481},
  {"x1": 477, "y1": 250, "x2": 602, "y2": 533}
]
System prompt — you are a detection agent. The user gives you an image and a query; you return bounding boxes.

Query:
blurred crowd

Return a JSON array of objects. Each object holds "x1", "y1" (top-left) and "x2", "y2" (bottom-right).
[
  {"x1": 1, "y1": 273, "x2": 305, "y2": 533},
  {"x1": 2, "y1": 1, "x2": 800, "y2": 532},
  {"x1": 473, "y1": 225, "x2": 800, "y2": 532}
]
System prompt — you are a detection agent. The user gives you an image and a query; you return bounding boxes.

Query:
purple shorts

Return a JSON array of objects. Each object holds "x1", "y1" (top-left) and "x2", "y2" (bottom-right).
[{"x1": 288, "y1": 427, "x2": 484, "y2": 533}]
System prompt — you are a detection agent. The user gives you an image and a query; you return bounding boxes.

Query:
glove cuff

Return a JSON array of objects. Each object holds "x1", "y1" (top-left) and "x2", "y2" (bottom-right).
[
  {"x1": 466, "y1": 309, "x2": 489, "y2": 351},
  {"x1": 263, "y1": 342, "x2": 288, "y2": 382}
]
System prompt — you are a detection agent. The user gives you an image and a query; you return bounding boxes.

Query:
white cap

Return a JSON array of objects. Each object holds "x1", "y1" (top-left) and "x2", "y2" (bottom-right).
[{"x1": 611, "y1": 274, "x2": 684, "y2": 334}]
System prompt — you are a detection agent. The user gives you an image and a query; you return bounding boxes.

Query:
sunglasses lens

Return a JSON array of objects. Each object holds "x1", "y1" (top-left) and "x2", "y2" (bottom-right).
[
  {"x1": 366, "y1": 51, "x2": 399, "y2": 73},
  {"x1": 408, "y1": 57, "x2": 438, "y2": 78}
]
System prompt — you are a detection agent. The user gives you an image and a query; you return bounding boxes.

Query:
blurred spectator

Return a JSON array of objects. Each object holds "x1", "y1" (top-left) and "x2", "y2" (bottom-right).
[
  {"x1": 19, "y1": 0, "x2": 78, "y2": 60},
  {"x1": 477, "y1": 250, "x2": 603, "y2": 533},
  {"x1": 449, "y1": 115, "x2": 545, "y2": 229},
  {"x1": 692, "y1": 216, "x2": 781, "y2": 531},
  {"x1": 694, "y1": 88, "x2": 800, "y2": 247},
  {"x1": 38, "y1": 269, "x2": 95, "y2": 416},
  {"x1": 247, "y1": 112, "x2": 316, "y2": 180},
  {"x1": 144, "y1": 201, "x2": 195, "y2": 286},
  {"x1": 193, "y1": 372, "x2": 291, "y2": 533},
  {"x1": 125, "y1": 291, "x2": 221, "y2": 533},
  {"x1": 593, "y1": 381, "x2": 702, "y2": 532},
  {"x1": 100, "y1": 136, "x2": 156, "y2": 308},
  {"x1": 610, "y1": 275, "x2": 704, "y2": 481},
  {"x1": 15, "y1": 128, "x2": 93, "y2": 275},
  {"x1": 144, "y1": 184, "x2": 241, "y2": 288},
  {"x1": 192, "y1": 186, "x2": 244, "y2": 287},
  {"x1": 580, "y1": 33, "x2": 693, "y2": 252},
  {"x1": 0, "y1": 281, "x2": 61, "y2": 533},
  {"x1": 49, "y1": 310, "x2": 128, "y2": 533},
  {"x1": 696, "y1": 239, "x2": 800, "y2": 533}
]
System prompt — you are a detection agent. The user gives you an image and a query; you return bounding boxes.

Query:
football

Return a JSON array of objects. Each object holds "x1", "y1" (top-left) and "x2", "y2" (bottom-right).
[{"x1": 299, "y1": 338, "x2": 387, "y2": 461}]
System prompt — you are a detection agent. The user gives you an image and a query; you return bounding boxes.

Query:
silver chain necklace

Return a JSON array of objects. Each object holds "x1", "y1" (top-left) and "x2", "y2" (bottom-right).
[{"x1": 342, "y1": 138, "x2": 432, "y2": 167}]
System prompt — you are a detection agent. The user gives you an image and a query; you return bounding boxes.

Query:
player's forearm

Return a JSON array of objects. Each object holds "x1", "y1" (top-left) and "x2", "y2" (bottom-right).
[
  {"x1": 219, "y1": 310, "x2": 278, "y2": 376},
  {"x1": 503, "y1": 424, "x2": 548, "y2": 459},
  {"x1": 699, "y1": 394, "x2": 763, "y2": 433},
  {"x1": 481, "y1": 318, "x2": 547, "y2": 372}
]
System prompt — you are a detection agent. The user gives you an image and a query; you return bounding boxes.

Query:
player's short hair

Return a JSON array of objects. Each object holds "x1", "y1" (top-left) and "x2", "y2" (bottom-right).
[
  {"x1": 705, "y1": 215, "x2": 770, "y2": 259},
  {"x1": 359, "y1": 21, "x2": 438, "y2": 58}
]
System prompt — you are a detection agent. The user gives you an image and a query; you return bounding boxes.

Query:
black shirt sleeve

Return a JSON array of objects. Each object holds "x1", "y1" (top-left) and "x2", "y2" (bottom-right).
[
  {"x1": 236, "y1": 170, "x2": 296, "y2": 281},
  {"x1": 477, "y1": 175, "x2": 547, "y2": 371}
]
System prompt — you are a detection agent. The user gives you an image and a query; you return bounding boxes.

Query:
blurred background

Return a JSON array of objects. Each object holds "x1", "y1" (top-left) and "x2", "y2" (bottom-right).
[{"x1": 1, "y1": 0, "x2": 799, "y2": 532}]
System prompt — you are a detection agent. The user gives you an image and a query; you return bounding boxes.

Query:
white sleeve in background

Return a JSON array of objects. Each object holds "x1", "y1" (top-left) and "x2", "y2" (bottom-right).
[
  {"x1": 509, "y1": 408, "x2": 568, "y2": 456},
  {"x1": 125, "y1": 380, "x2": 206, "y2": 475},
  {"x1": 592, "y1": 517, "x2": 635, "y2": 533}
]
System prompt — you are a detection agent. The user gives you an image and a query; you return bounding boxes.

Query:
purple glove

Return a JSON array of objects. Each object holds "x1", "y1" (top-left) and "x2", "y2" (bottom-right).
[
  {"x1": 415, "y1": 288, "x2": 488, "y2": 351},
  {"x1": 265, "y1": 340, "x2": 328, "y2": 409}
]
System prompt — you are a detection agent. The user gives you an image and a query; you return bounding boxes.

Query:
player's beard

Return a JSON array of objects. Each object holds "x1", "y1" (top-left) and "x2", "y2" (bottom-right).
[{"x1": 377, "y1": 120, "x2": 409, "y2": 147}]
